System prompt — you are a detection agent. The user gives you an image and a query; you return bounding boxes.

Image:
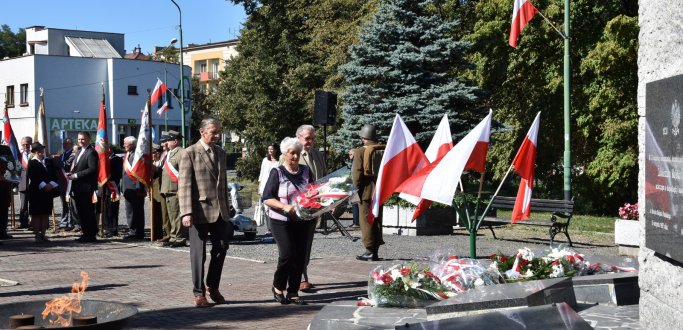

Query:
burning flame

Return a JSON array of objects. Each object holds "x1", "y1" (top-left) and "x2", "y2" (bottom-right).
[{"x1": 41, "y1": 271, "x2": 89, "y2": 326}]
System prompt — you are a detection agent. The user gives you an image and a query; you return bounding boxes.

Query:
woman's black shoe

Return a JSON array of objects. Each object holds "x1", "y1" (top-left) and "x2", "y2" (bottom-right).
[
  {"x1": 287, "y1": 296, "x2": 307, "y2": 305},
  {"x1": 272, "y1": 287, "x2": 289, "y2": 305}
]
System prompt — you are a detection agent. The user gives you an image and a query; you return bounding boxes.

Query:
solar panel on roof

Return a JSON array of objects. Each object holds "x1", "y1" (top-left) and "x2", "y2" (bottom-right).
[{"x1": 65, "y1": 36, "x2": 121, "y2": 58}]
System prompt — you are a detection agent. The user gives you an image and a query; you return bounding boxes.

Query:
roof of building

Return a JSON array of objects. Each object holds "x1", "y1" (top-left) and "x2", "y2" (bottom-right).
[
  {"x1": 184, "y1": 39, "x2": 239, "y2": 52},
  {"x1": 65, "y1": 36, "x2": 121, "y2": 58},
  {"x1": 124, "y1": 52, "x2": 150, "y2": 60}
]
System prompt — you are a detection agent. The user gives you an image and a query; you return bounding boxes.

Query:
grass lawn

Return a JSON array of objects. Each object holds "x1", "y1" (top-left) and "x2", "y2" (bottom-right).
[{"x1": 495, "y1": 211, "x2": 615, "y2": 233}]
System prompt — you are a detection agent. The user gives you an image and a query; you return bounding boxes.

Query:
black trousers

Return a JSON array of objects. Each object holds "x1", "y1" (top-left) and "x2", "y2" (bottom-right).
[
  {"x1": 190, "y1": 218, "x2": 230, "y2": 296},
  {"x1": 270, "y1": 218, "x2": 314, "y2": 295},
  {"x1": 124, "y1": 190, "x2": 145, "y2": 237},
  {"x1": 72, "y1": 192, "x2": 96, "y2": 239},
  {"x1": 19, "y1": 192, "x2": 29, "y2": 226},
  {"x1": 103, "y1": 192, "x2": 120, "y2": 234},
  {"x1": 0, "y1": 206, "x2": 8, "y2": 236}
]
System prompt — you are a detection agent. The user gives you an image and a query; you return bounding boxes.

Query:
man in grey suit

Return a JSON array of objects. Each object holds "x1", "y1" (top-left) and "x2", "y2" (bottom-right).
[
  {"x1": 180, "y1": 118, "x2": 231, "y2": 307},
  {"x1": 296, "y1": 125, "x2": 327, "y2": 291}
]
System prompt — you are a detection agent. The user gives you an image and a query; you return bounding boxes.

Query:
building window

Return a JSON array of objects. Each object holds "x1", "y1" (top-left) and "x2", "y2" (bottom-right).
[
  {"x1": 20, "y1": 84, "x2": 29, "y2": 106},
  {"x1": 127, "y1": 85, "x2": 138, "y2": 95},
  {"x1": 5, "y1": 86, "x2": 14, "y2": 107}
]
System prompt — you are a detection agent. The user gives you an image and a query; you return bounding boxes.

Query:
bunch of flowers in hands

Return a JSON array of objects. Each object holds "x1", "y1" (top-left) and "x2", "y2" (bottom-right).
[{"x1": 293, "y1": 168, "x2": 355, "y2": 220}]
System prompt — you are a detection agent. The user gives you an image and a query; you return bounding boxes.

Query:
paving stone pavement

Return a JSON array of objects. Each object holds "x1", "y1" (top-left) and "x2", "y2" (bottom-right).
[{"x1": 1, "y1": 195, "x2": 637, "y2": 329}]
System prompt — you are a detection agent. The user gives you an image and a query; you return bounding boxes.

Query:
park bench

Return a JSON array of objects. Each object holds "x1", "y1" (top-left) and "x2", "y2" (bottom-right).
[{"x1": 481, "y1": 196, "x2": 575, "y2": 246}]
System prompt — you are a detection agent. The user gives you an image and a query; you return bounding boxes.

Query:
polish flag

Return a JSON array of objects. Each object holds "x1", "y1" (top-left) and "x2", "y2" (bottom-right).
[
  {"x1": 424, "y1": 114, "x2": 453, "y2": 163},
  {"x1": 397, "y1": 110, "x2": 492, "y2": 206},
  {"x1": 156, "y1": 101, "x2": 169, "y2": 117},
  {"x1": 129, "y1": 102, "x2": 153, "y2": 186},
  {"x1": 511, "y1": 112, "x2": 541, "y2": 223},
  {"x1": 150, "y1": 78, "x2": 168, "y2": 106},
  {"x1": 369, "y1": 114, "x2": 428, "y2": 223},
  {"x1": 407, "y1": 114, "x2": 453, "y2": 220},
  {"x1": 509, "y1": 0, "x2": 539, "y2": 48}
]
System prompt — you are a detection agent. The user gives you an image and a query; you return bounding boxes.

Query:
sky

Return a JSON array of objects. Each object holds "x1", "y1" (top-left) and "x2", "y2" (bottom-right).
[{"x1": 1, "y1": 0, "x2": 247, "y2": 54}]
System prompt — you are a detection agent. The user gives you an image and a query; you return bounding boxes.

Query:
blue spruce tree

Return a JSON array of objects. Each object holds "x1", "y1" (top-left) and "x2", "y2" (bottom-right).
[{"x1": 334, "y1": 0, "x2": 478, "y2": 154}]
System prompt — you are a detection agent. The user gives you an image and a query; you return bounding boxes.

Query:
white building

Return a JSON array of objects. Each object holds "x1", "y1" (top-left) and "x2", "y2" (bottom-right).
[{"x1": 0, "y1": 26, "x2": 191, "y2": 153}]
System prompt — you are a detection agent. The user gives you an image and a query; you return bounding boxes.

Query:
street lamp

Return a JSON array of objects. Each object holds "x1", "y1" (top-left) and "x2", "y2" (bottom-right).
[{"x1": 170, "y1": 0, "x2": 186, "y2": 147}]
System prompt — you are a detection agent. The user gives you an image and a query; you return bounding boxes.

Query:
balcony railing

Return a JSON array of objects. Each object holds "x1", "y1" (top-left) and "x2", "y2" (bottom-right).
[{"x1": 196, "y1": 71, "x2": 219, "y2": 81}]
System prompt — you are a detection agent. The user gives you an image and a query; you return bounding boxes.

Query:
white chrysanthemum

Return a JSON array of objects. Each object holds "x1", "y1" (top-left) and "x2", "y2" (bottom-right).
[
  {"x1": 518, "y1": 247, "x2": 535, "y2": 261},
  {"x1": 474, "y1": 278, "x2": 485, "y2": 287},
  {"x1": 550, "y1": 264, "x2": 565, "y2": 278},
  {"x1": 525, "y1": 269, "x2": 535, "y2": 278},
  {"x1": 489, "y1": 261, "x2": 498, "y2": 269}
]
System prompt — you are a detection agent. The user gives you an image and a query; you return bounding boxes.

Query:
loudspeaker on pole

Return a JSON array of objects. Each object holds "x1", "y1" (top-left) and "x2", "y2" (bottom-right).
[{"x1": 313, "y1": 90, "x2": 337, "y2": 125}]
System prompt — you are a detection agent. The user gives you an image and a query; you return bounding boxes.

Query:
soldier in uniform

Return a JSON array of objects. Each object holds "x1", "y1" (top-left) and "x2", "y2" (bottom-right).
[
  {"x1": 161, "y1": 130, "x2": 186, "y2": 247},
  {"x1": 151, "y1": 142, "x2": 168, "y2": 241},
  {"x1": 352, "y1": 124, "x2": 383, "y2": 261}
]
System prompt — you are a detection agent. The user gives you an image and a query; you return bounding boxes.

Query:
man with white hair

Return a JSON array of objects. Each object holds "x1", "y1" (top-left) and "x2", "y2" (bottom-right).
[
  {"x1": 295, "y1": 124, "x2": 327, "y2": 291},
  {"x1": 122, "y1": 136, "x2": 146, "y2": 240}
]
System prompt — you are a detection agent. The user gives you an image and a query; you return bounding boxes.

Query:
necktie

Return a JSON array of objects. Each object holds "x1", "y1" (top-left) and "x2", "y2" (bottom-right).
[{"x1": 207, "y1": 147, "x2": 215, "y2": 167}]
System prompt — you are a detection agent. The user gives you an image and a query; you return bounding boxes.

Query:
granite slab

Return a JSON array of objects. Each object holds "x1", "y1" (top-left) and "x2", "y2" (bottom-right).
[{"x1": 397, "y1": 303, "x2": 592, "y2": 330}]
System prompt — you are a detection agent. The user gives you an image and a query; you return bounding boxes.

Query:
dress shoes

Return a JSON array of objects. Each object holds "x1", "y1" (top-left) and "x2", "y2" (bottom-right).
[
  {"x1": 158, "y1": 237, "x2": 171, "y2": 242},
  {"x1": 194, "y1": 295, "x2": 210, "y2": 308},
  {"x1": 299, "y1": 281, "x2": 314, "y2": 292},
  {"x1": 207, "y1": 288, "x2": 226, "y2": 304},
  {"x1": 170, "y1": 241, "x2": 186, "y2": 248},
  {"x1": 356, "y1": 251, "x2": 379, "y2": 261}
]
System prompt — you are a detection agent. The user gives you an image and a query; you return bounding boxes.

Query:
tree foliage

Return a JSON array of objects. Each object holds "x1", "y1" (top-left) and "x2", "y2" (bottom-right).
[
  {"x1": 460, "y1": 0, "x2": 638, "y2": 213},
  {"x1": 333, "y1": 0, "x2": 479, "y2": 155},
  {"x1": 0, "y1": 25, "x2": 25, "y2": 59}
]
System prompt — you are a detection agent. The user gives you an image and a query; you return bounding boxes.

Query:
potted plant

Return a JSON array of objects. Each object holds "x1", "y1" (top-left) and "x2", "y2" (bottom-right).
[{"x1": 615, "y1": 203, "x2": 639, "y2": 255}]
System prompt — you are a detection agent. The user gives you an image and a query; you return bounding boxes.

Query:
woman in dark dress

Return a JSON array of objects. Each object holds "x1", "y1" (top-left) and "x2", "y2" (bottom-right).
[
  {"x1": 27, "y1": 142, "x2": 59, "y2": 242},
  {"x1": 262, "y1": 137, "x2": 314, "y2": 305}
]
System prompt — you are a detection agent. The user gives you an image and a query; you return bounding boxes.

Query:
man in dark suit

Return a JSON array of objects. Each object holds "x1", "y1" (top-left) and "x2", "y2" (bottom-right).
[
  {"x1": 122, "y1": 136, "x2": 146, "y2": 239},
  {"x1": 58, "y1": 138, "x2": 74, "y2": 229},
  {"x1": 17, "y1": 136, "x2": 32, "y2": 229},
  {"x1": 103, "y1": 152, "x2": 123, "y2": 237},
  {"x1": 67, "y1": 131, "x2": 99, "y2": 243},
  {"x1": 180, "y1": 118, "x2": 231, "y2": 307}
]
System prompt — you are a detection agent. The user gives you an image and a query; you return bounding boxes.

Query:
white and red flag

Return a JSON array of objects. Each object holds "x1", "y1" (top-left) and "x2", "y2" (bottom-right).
[
  {"x1": 150, "y1": 78, "x2": 168, "y2": 106},
  {"x1": 397, "y1": 110, "x2": 492, "y2": 206},
  {"x1": 406, "y1": 114, "x2": 453, "y2": 220},
  {"x1": 369, "y1": 114, "x2": 428, "y2": 223},
  {"x1": 96, "y1": 90, "x2": 111, "y2": 187},
  {"x1": 129, "y1": 103, "x2": 153, "y2": 186},
  {"x1": 511, "y1": 112, "x2": 541, "y2": 223},
  {"x1": 156, "y1": 101, "x2": 170, "y2": 117},
  {"x1": 509, "y1": 0, "x2": 539, "y2": 48}
]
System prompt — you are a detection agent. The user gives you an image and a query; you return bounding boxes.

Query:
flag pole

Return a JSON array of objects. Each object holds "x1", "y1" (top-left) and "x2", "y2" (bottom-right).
[
  {"x1": 147, "y1": 89, "x2": 155, "y2": 242},
  {"x1": 475, "y1": 164, "x2": 514, "y2": 232}
]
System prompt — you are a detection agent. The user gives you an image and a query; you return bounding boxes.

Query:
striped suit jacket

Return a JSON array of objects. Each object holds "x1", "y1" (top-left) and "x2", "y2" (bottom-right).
[{"x1": 178, "y1": 141, "x2": 230, "y2": 224}]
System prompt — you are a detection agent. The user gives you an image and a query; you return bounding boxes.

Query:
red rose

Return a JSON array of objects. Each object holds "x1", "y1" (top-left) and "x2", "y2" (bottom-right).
[
  {"x1": 500, "y1": 256, "x2": 508, "y2": 262},
  {"x1": 381, "y1": 273, "x2": 393, "y2": 284},
  {"x1": 520, "y1": 259, "x2": 528, "y2": 266},
  {"x1": 400, "y1": 267, "x2": 411, "y2": 276}
]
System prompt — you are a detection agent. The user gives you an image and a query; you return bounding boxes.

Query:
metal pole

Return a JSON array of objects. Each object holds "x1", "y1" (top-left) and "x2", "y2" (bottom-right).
[
  {"x1": 563, "y1": 0, "x2": 572, "y2": 201},
  {"x1": 171, "y1": 0, "x2": 186, "y2": 147}
]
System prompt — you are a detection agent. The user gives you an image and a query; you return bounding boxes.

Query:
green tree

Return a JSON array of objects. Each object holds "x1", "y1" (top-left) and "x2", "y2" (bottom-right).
[
  {"x1": 463, "y1": 0, "x2": 637, "y2": 213},
  {"x1": 334, "y1": 0, "x2": 479, "y2": 155},
  {"x1": 190, "y1": 77, "x2": 215, "y2": 143},
  {"x1": 0, "y1": 25, "x2": 26, "y2": 59},
  {"x1": 575, "y1": 15, "x2": 638, "y2": 212}
]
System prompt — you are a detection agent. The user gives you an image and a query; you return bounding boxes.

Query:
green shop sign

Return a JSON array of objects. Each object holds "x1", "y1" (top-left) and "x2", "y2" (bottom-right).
[{"x1": 50, "y1": 118, "x2": 98, "y2": 131}]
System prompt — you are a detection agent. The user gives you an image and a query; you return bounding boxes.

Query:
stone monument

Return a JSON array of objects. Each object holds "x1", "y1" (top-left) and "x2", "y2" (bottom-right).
[{"x1": 639, "y1": 0, "x2": 683, "y2": 327}]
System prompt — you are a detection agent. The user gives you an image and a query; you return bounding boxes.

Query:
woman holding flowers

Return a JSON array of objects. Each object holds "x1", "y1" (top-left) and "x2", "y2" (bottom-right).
[{"x1": 262, "y1": 137, "x2": 314, "y2": 305}]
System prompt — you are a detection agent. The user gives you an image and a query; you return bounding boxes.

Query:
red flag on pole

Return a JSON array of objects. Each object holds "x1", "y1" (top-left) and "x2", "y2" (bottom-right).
[
  {"x1": 2, "y1": 105, "x2": 20, "y2": 162},
  {"x1": 150, "y1": 78, "x2": 168, "y2": 106},
  {"x1": 509, "y1": 0, "x2": 539, "y2": 48},
  {"x1": 369, "y1": 115, "x2": 428, "y2": 224},
  {"x1": 96, "y1": 89, "x2": 111, "y2": 187},
  {"x1": 511, "y1": 112, "x2": 541, "y2": 223},
  {"x1": 396, "y1": 111, "x2": 492, "y2": 208}
]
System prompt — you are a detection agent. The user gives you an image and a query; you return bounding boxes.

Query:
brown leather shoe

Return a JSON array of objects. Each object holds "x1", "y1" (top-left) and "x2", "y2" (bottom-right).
[
  {"x1": 208, "y1": 288, "x2": 226, "y2": 304},
  {"x1": 299, "y1": 281, "x2": 313, "y2": 291},
  {"x1": 194, "y1": 295, "x2": 210, "y2": 307}
]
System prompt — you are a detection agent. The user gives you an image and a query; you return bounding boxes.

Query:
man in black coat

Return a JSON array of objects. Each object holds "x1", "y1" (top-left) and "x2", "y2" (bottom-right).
[
  {"x1": 17, "y1": 136, "x2": 32, "y2": 229},
  {"x1": 67, "y1": 131, "x2": 99, "y2": 243},
  {"x1": 57, "y1": 138, "x2": 74, "y2": 229},
  {"x1": 103, "y1": 152, "x2": 123, "y2": 237}
]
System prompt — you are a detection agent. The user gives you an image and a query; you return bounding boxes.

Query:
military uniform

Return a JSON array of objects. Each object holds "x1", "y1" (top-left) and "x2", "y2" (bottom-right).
[
  {"x1": 162, "y1": 139, "x2": 186, "y2": 245},
  {"x1": 152, "y1": 144, "x2": 169, "y2": 241},
  {"x1": 352, "y1": 125, "x2": 383, "y2": 261}
]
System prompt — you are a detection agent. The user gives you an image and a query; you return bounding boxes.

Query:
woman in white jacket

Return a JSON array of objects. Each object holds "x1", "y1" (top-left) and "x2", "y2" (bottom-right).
[{"x1": 256, "y1": 143, "x2": 281, "y2": 229}]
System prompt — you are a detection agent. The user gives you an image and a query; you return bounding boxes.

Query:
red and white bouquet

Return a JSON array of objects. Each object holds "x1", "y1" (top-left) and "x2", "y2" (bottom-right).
[
  {"x1": 367, "y1": 263, "x2": 456, "y2": 307},
  {"x1": 294, "y1": 167, "x2": 356, "y2": 220}
]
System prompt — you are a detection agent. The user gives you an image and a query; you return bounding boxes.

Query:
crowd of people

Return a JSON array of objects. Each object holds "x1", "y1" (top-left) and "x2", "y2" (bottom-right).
[{"x1": 0, "y1": 119, "x2": 385, "y2": 308}]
